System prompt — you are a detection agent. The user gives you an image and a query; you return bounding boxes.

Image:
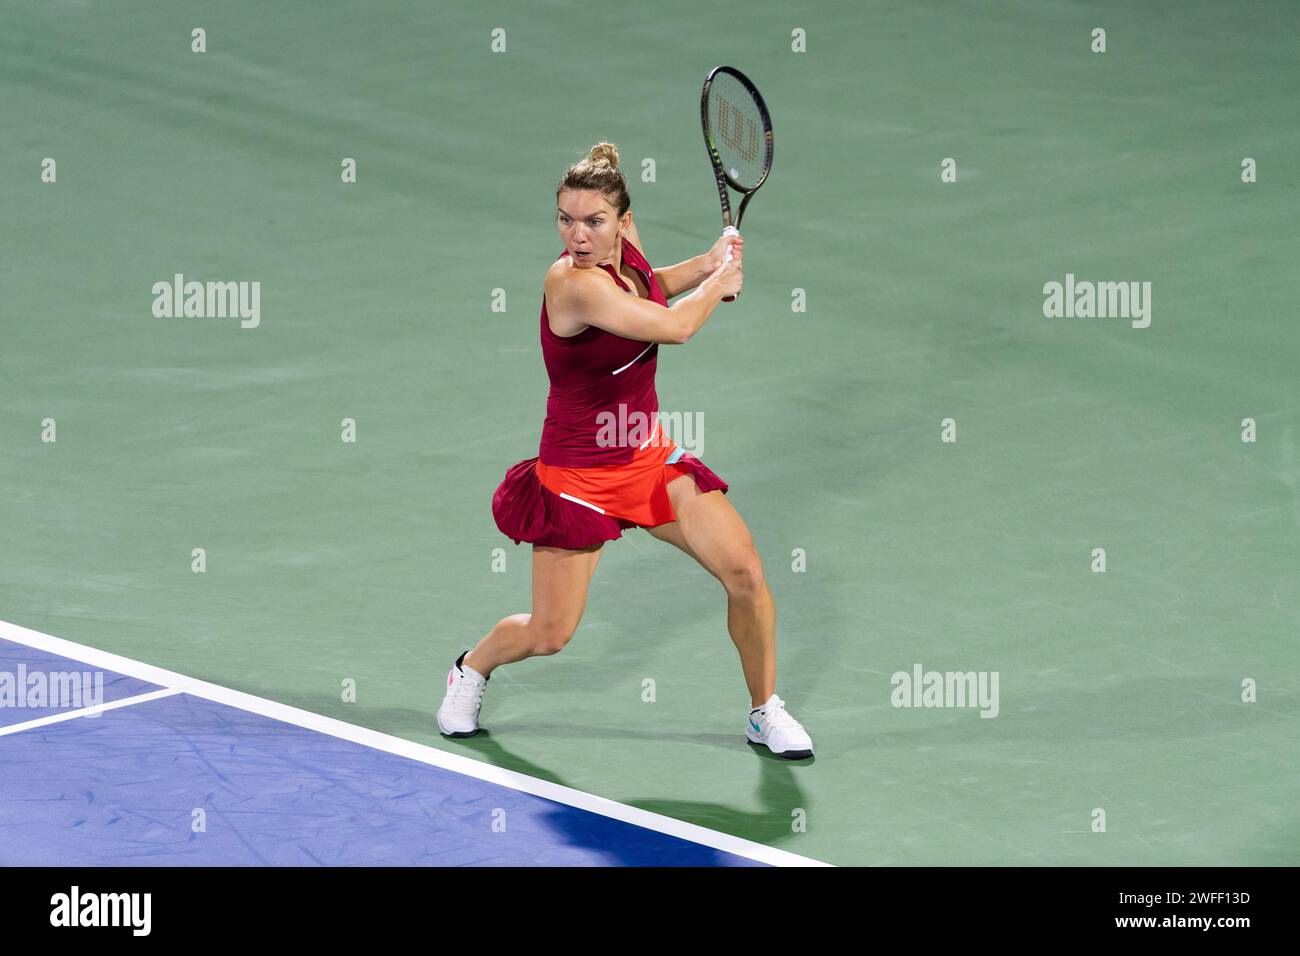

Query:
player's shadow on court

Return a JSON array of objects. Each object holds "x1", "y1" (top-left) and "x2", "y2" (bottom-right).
[
  {"x1": 435, "y1": 725, "x2": 814, "y2": 860},
  {"x1": 263, "y1": 694, "x2": 817, "y2": 862}
]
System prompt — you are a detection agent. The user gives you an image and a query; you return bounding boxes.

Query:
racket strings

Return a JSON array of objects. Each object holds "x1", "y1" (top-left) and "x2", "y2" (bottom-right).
[{"x1": 707, "y1": 74, "x2": 766, "y2": 190}]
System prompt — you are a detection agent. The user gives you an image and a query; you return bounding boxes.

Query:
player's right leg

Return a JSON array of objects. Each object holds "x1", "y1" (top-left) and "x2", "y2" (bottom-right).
[
  {"x1": 466, "y1": 543, "x2": 603, "y2": 675},
  {"x1": 438, "y1": 543, "x2": 603, "y2": 737}
]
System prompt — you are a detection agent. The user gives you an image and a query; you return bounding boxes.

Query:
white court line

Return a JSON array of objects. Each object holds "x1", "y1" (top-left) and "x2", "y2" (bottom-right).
[
  {"x1": 0, "y1": 618, "x2": 831, "y2": 867},
  {"x1": 0, "y1": 687, "x2": 182, "y2": 737}
]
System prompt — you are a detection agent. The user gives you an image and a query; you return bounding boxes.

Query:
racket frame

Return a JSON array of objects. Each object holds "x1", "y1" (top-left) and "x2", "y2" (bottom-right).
[
  {"x1": 700, "y1": 65, "x2": 773, "y2": 301},
  {"x1": 700, "y1": 64, "x2": 774, "y2": 233}
]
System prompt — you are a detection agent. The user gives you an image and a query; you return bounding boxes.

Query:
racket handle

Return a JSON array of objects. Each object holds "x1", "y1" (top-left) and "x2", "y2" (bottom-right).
[{"x1": 720, "y1": 225, "x2": 740, "y2": 303}]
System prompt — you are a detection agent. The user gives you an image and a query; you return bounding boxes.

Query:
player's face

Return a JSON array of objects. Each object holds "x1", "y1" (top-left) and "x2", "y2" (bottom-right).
[{"x1": 557, "y1": 190, "x2": 627, "y2": 267}]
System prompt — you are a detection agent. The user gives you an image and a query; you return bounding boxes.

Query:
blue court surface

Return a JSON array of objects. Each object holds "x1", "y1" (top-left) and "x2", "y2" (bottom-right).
[{"x1": 0, "y1": 624, "x2": 825, "y2": 866}]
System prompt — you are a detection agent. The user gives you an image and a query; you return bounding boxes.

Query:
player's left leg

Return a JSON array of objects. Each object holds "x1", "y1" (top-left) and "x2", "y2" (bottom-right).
[
  {"x1": 647, "y1": 475, "x2": 813, "y2": 758},
  {"x1": 646, "y1": 479, "x2": 774, "y2": 706}
]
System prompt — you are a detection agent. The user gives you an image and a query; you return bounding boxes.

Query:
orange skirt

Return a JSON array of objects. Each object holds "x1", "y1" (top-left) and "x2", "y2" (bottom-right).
[{"x1": 535, "y1": 427, "x2": 693, "y2": 528}]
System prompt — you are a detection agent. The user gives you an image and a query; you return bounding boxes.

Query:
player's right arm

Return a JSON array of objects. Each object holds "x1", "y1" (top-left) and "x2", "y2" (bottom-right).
[{"x1": 546, "y1": 256, "x2": 742, "y2": 345}]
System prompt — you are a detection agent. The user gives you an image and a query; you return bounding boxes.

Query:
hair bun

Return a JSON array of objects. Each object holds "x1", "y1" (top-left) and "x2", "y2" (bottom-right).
[
  {"x1": 558, "y1": 143, "x2": 631, "y2": 218},
  {"x1": 589, "y1": 142, "x2": 620, "y2": 169}
]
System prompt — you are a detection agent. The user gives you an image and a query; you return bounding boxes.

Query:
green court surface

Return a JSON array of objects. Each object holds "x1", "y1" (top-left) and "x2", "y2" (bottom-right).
[{"x1": 2, "y1": 0, "x2": 1297, "y2": 865}]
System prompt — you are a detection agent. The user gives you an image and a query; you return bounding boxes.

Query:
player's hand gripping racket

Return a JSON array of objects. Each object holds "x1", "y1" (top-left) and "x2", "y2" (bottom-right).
[{"x1": 700, "y1": 65, "x2": 773, "y2": 302}]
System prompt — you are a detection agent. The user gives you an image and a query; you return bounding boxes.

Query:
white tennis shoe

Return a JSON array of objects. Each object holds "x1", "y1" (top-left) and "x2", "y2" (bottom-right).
[
  {"x1": 437, "y1": 650, "x2": 489, "y2": 738},
  {"x1": 745, "y1": 694, "x2": 814, "y2": 759}
]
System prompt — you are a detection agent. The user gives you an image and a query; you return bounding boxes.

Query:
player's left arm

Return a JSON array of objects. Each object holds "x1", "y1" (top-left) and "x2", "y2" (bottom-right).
[
  {"x1": 624, "y1": 216, "x2": 741, "y2": 300},
  {"x1": 654, "y1": 257, "x2": 713, "y2": 300}
]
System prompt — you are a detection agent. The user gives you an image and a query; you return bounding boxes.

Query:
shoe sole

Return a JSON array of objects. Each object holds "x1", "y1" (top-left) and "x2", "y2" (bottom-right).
[
  {"x1": 746, "y1": 736, "x2": 813, "y2": 760},
  {"x1": 437, "y1": 713, "x2": 480, "y2": 738}
]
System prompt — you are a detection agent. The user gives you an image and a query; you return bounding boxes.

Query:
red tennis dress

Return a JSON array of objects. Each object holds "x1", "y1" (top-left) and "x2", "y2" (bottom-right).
[{"x1": 491, "y1": 238, "x2": 728, "y2": 549}]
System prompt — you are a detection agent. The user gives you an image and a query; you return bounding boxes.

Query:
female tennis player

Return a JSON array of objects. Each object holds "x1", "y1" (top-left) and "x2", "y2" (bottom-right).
[{"x1": 438, "y1": 142, "x2": 813, "y2": 758}]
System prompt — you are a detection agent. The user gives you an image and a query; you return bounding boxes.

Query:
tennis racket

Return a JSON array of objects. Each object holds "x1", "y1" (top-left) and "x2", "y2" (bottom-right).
[{"x1": 700, "y1": 65, "x2": 773, "y2": 302}]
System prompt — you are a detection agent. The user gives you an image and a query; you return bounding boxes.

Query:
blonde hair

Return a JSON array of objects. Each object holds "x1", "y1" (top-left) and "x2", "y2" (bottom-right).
[{"x1": 556, "y1": 141, "x2": 630, "y2": 217}]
